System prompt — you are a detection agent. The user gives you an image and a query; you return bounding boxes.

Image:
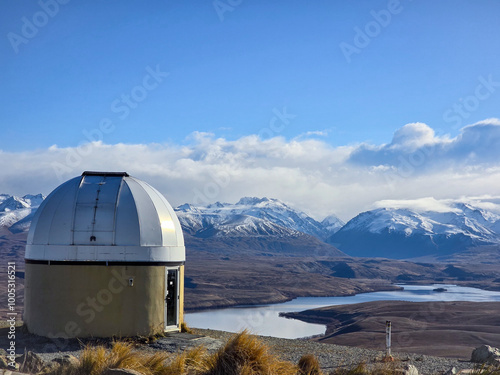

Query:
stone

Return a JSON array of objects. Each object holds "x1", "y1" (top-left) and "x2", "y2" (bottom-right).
[
  {"x1": 103, "y1": 369, "x2": 145, "y2": 375},
  {"x1": 16, "y1": 351, "x2": 44, "y2": 373},
  {"x1": 0, "y1": 370, "x2": 30, "y2": 375},
  {"x1": 471, "y1": 345, "x2": 500, "y2": 366},
  {"x1": 395, "y1": 364, "x2": 419, "y2": 375},
  {"x1": 0, "y1": 357, "x2": 9, "y2": 370},
  {"x1": 52, "y1": 354, "x2": 80, "y2": 367},
  {"x1": 0, "y1": 358, "x2": 19, "y2": 371},
  {"x1": 444, "y1": 366, "x2": 457, "y2": 375},
  {"x1": 42, "y1": 361, "x2": 61, "y2": 373}
]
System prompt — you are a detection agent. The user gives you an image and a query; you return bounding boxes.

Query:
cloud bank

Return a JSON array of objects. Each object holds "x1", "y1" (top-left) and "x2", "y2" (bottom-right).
[
  {"x1": 2, "y1": 119, "x2": 500, "y2": 221},
  {"x1": 372, "y1": 196, "x2": 500, "y2": 214}
]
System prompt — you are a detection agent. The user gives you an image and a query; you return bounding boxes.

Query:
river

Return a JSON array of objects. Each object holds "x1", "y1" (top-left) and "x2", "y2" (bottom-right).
[{"x1": 184, "y1": 284, "x2": 500, "y2": 339}]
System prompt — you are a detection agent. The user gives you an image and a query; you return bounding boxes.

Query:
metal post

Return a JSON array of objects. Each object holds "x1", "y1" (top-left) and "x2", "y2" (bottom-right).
[{"x1": 386, "y1": 320, "x2": 392, "y2": 358}]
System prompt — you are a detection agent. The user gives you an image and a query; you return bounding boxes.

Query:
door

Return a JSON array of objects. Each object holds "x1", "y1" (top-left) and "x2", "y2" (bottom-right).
[{"x1": 165, "y1": 268, "x2": 178, "y2": 329}]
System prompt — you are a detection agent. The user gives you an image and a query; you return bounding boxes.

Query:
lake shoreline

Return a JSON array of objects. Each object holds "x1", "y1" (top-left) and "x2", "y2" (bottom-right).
[
  {"x1": 184, "y1": 282, "x2": 403, "y2": 312},
  {"x1": 283, "y1": 300, "x2": 500, "y2": 359},
  {"x1": 185, "y1": 284, "x2": 500, "y2": 347},
  {"x1": 185, "y1": 279, "x2": 500, "y2": 313}
]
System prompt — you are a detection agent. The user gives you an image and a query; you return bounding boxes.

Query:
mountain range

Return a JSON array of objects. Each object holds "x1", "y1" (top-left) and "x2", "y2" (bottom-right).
[
  {"x1": 327, "y1": 203, "x2": 500, "y2": 259},
  {"x1": 0, "y1": 194, "x2": 44, "y2": 233},
  {"x1": 176, "y1": 197, "x2": 345, "y2": 256},
  {"x1": 1, "y1": 193, "x2": 500, "y2": 259},
  {"x1": 176, "y1": 197, "x2": 344, "y2": 240}
]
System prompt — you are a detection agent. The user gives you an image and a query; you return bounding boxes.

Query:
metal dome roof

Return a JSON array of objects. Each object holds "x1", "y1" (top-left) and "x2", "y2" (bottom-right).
[{"x1": 25, "y1": 172, "x2": 185, "y2": 263}]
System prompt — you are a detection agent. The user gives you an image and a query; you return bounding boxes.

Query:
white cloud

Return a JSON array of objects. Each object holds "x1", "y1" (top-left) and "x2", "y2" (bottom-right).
[
  {"x1": 454, "y1": 195, "x2": 500, "y2": 214},
  {"x1": 1, "y1": 119, "x2": 500, "y2": 221},
  {"x1": 389, "y1": 122, "x2": 449, "y2": 151},
  {"x1": 372, "y1": 196, "x2": 500, "y2": 215},
  {"x1": 372, "y1": 197, "x2": 460, "y2": 213},
  {"x1": 349, "y1": 118, "x2": 500, "y2": 169},
  {"x1": 294, "y1": 130, "x2": 329, "y2": 139}
]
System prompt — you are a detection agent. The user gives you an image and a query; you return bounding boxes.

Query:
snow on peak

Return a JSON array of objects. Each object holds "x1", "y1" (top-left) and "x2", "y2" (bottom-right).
[
  {"x1": 22, "y1": 193, "x2": 45, "y2": 207},
  {"x1": 321, "y1": 214, "x2": 345, "y2": 233},
  {"x1": 329, "y1": 200, "x2": 500, "y2": 259},
  {"x1": 0, "y1": 193, "x2": 45, "y2": 231},
  {"x1": 339, "y1": 203, "x2": 500, "y2": 245},
  {"x1": 175, "y1": 197, "x2": 342, "y2": 240},
  {"x1": 0, "y1": 196, "x2": 31, "y2": 212},
  {"x1": 176, "y1": 203, "x2": 201, "y2": 213},
  {"x1": 236, "y1": 197, "x2": 272, "y2": 206}
]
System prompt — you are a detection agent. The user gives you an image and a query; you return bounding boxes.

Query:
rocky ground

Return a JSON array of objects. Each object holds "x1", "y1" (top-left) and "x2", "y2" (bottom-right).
[
  {"x1": 0, "y1": 324, "x2": 483, "y2": 375},
  {"x1": 191, "y1": 329, "x2": 477, "y2": 375}
]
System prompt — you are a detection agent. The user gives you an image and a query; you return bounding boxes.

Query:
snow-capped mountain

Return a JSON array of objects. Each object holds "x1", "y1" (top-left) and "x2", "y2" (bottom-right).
[
  {"x1": 327, "y1": 203, "x2": 500, "y2": 259},
  {"x1": 174, "y1": 197, "x2": 346, "y2": 256},
  {"x1": 3, "y1": 191, "x2": 499, "y2": 260},
  {"x1": 0, "y1": 194, "x2": 44, "y2": 232},
  {"x1": 175, "y1": 197, "x2": 343, "y2": 240},
  {"x1": 0, "y1": 194, "x2": 345, "y2": 257},
  {"x1": 321, "y1": 214, "x2": 345, "y2": 234}
]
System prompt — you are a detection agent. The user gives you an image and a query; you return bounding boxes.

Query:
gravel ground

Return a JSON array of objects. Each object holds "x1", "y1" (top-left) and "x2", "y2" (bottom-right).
[
  {"x1": 192, "y1": 329, "x2": 474, "y2": 375},
  {"x1": 1, "y1": 325, "x2": 475, "y2": 375}
]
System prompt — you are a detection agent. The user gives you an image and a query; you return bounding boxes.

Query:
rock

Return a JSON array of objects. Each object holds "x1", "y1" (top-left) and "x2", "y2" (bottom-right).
[
  {"x1": 42, "y1": 361, "x2": 61, "y2": 373},
  {"x1": 395, "y1": 364, "x2": 419, "y2": 375},
  {"x1": 0, "y1": 357, "x2": 9, "y2": 370},
  {"x1": 471, "y1": 345, "x2": 500, "y2": 366},
  {"x1": 0, "y1": 370, "x2": 30, "y2": 375},
  {"x1": 103, "y1": 369, "x2": 145, "y2": 375},
  {"x1": 16, "y1": 351, "x2": 44, "y2": 373},
  {"x1": 444, "y1": 367, "x2": 457, "y2": 375},
  {"x1": 52, "y1": 354, "x2": 80, "y2": 367}
]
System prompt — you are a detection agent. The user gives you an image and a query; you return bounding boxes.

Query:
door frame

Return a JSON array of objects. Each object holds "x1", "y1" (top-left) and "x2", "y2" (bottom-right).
[{"x1": 164, "y1": 266, "x2": 180, "y2": 331}]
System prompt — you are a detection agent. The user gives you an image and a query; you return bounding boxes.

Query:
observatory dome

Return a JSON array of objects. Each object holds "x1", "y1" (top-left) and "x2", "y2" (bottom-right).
[{"x1": 26, "y1": 171, "x2": 184, "y2": 263}]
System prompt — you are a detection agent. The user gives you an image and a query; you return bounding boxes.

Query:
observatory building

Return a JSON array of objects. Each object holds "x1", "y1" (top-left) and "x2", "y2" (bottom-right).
[{"x1": 24, "y1": 171, "x2": 185, "y2": 338}]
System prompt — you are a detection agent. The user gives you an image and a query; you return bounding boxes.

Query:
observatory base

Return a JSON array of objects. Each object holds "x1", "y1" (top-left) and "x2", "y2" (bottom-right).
[{"x1": 24, "y1": 263, "x2": 184, "y2": 338}]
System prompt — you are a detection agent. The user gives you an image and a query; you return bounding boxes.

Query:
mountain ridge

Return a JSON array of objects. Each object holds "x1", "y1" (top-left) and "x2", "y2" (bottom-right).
[
  {"x1": 175, "y1": 196, "x2": 344, "y2": 240},
  {"x1": 2, "y1": 193, "x2": 500, "y2": 260},
  {"x1": 327, "y1": 204, "x2": 500, "y2": 259}
]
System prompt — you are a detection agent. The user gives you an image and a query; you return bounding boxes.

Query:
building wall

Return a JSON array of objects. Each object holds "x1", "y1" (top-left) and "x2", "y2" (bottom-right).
[{"x1": 24, "y1": 263, "x2": 182, "y2": 338}]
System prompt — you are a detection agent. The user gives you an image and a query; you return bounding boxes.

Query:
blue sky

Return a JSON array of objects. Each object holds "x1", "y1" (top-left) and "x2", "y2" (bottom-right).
[{"x1": 1, "y1": 1, "x2": 500, "y2": 219}]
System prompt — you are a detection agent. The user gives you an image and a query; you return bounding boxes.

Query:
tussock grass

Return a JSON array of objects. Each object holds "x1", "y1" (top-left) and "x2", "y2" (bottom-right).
[
  {"x1": 298, "y1": 354, "x2": 323, "y2": 375},
  {"x1": 160, "y1": 345, "x2": 209, "y2": 375},
  {"x1": 329, "y1": 362, "x2": 368, "y2": 375},
  {"x1": 45, "y1": 342, "x2": 168, "y2": 375},
  {"x1": 46, "y1": 330, "x2": 417, "y2": 375},
  {"x1": 205, "y1": 329, "x2": 297, "y2": 375},
  {"x1": 471, "y1": 364, "x2": 500, "y2": 375},
  {"x1": 180, "y1": 321, "x2": 193, "y2": 334},
  {"x1": 46, "y1": 330, "x2": 301, "y2": 375}
]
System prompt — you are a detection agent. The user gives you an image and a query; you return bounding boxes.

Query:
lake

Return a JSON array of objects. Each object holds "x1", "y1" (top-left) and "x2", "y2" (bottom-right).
[{"x1": 184, "y1": 284, "x2": 500, "y2": 339}]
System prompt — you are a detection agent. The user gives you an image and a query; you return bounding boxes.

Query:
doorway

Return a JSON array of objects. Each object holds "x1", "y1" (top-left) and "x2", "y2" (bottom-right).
[{"x1": 165, "y1": 267, "x2": 179, "y2": 330}]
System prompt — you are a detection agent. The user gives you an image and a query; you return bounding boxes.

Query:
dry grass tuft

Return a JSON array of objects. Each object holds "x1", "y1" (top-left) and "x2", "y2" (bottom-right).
[
  {"x1": 45, "y1": 342, "x2": 165, "y2": 375},
  {"x1": 329, "y1": 362, "x2": 368, "y2": 375},
  {"x1": 160, "y1": 345, "x2": 209, "y2": 375},
  {"x1": 45, "y1": 330, "x2": 414, "y2": 375},
  {"x1": 298, "y1": 354, "x2": 323, "y2": 375},
  {"x1": 204, "y1": 329, "x2": 297, "y2": 375},
  {"x1": 471, "y1": 364, "x2": 500, "y2": 375},
  {"x1": 78, "y1": 345, "x2": 108, "y2": 375},
  {"x1": 180, "y1": 321, "x2": 193, "y2": 334}
]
